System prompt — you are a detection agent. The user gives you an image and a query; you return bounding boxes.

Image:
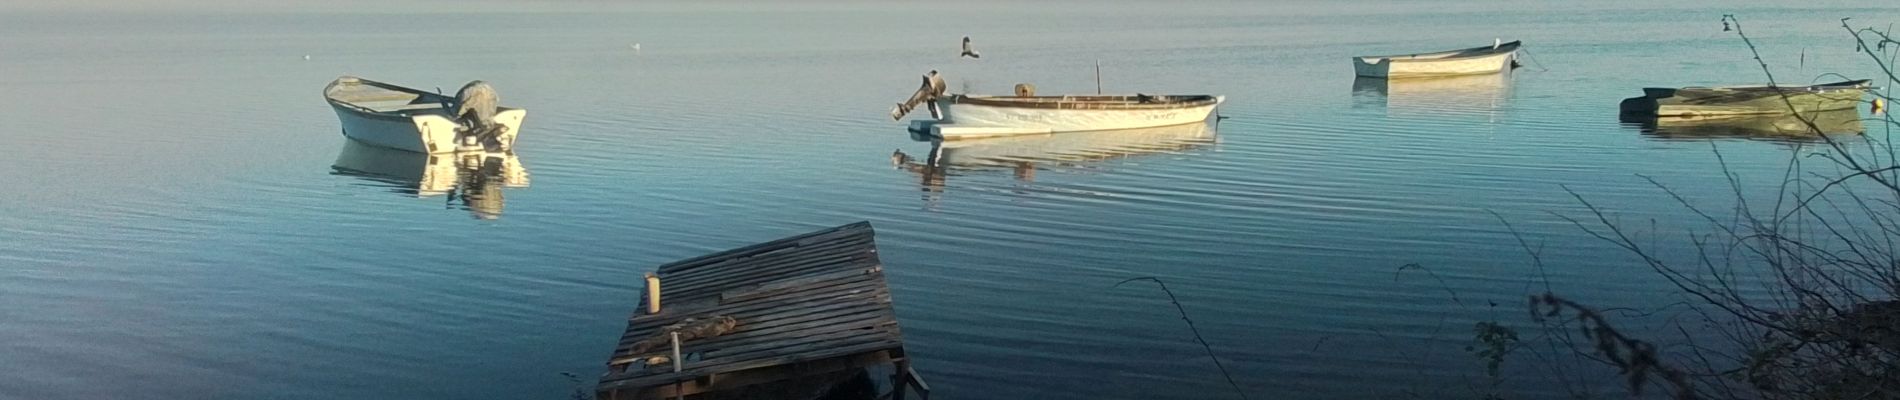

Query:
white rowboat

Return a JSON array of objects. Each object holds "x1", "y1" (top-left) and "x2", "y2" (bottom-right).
[
  {"x1": 324, "y1": 76, "x2": 525, "y2": 153},
  {"x1": 1353, "y1": 41, "x2": 1521, "y2": 79},
  {"x1": 907, "y1": 94, "x2": 1224, "y2": 140}
]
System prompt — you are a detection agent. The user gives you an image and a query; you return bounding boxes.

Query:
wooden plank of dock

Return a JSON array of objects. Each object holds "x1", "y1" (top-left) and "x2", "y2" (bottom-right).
[{"x1": 597, "y1": 221, "x2": 924, "y2": 400}]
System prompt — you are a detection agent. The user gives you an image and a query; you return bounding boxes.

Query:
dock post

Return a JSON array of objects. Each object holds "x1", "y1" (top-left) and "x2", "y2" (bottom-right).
[
  {"x1": 645, "y1": 273, "x2": 662, "y2": 314},
  {"x1": 671, "y1": 332, "x2": 684, "y2": 400},
  {"x1": 891, "y1": 356, "x2": 910, "y2": 400}
]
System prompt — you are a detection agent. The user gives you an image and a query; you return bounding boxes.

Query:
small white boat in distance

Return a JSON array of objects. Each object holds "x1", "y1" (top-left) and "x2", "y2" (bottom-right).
[
  {"x1": 1354, "y1": 40, "x2": 1521, "y2": 79},
  {"x1": 906, "y1": 94, "x2": 1224, "y2": 140},
  {"x1": 324, "y1": 76, "x2": 525, "y2": 153}
]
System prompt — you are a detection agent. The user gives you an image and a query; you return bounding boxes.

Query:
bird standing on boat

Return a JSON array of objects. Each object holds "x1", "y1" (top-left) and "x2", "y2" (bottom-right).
[
  {"x1": 453, "y1": 80, "x2": 504, "y2": 141},
  {"x1": 960, "y1": 36, "x2": 980, "y2": 59}
]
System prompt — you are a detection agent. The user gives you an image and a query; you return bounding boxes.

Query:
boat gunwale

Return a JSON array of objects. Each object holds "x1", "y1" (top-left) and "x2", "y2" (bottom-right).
[
  {"x1": 948, "y1": 94, "x2": 1222, "y2": 110},
  {"x1": 1358, "y1": 41, "x2": 1522, "y2": 64},
  {"x1": 929, "y1": 119, "x2": 1219, "y2": 141},
  {"x1": 323, "y1": 76, "x2": 520, "y2": 119},
  {"x1": 1654, "y1": 79, "x2": 1873, "y2": 94}
]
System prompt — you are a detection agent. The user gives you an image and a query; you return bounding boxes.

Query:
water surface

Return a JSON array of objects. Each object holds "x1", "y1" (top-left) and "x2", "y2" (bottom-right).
[{"x1": 2, "y1": 1, "x2": 1895, "y2": 399}]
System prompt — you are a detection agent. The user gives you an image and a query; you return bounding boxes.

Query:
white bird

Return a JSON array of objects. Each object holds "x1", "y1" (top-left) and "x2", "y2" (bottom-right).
[
  {"x1": 960, "y1": 36, "x2": 980, "y2": 59},
  {"x1": 302, "y1": 55, "x2": 311, "y2": 60}
]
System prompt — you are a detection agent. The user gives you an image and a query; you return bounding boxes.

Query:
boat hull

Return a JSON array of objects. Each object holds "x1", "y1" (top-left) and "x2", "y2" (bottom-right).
[
  {"x1": 1355, "y1": 51, "x2": 1515, "y2": 78},
  {"x1": 917, "y1": 95, "x2": 1224, "y2": 140},
  {"x1": 329, "y1": 105, "x2": 525, "y2": 153},
  {"x1": 1620, "y1": 82, "x2": 1870, "y2": 117}
]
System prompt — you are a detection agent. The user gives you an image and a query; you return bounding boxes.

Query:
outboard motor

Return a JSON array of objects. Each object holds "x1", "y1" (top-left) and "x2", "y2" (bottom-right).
[
  {"x1": 891, "y1": 71, "x2": 948, "y2": 120},
  {"x1": 453, "y1": 80, "x2": 504, "y2": 144}
]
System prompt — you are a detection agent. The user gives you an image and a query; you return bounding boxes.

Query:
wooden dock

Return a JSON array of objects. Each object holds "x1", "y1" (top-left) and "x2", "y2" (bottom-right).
[{"x1": 597, "y1": 222, "x2": 927, "y2": 400}]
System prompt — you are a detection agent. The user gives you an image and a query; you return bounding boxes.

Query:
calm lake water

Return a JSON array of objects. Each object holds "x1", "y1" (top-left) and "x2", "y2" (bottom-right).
[{"x1": 3, "y1": 1, "x2": 1895, "y2": 399}]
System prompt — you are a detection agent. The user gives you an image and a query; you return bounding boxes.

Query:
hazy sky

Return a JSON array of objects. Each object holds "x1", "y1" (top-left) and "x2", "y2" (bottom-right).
[
  {"x1": 6, "y1": 0, "x2": 1876, "y2": 16},
  {"x1": 0, "y1": 0, "x2": 1089, "y2": 13},
  {"x1": 2, "y1": 0, "x2": 746, "y2": 13},
  {"x1": 4, "y1": 0, "x2": 598, "y2": 13}
]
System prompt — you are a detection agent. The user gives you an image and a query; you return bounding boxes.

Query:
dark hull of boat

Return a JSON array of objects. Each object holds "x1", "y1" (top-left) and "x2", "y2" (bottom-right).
[{"x1": 1620, "y1": 80, "x2": 1871, "y2": 117}]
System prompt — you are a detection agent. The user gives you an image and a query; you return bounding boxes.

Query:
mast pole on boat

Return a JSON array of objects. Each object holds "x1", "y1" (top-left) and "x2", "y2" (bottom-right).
[{"x1": 1095, "y1": 60, "x2": 1102, "y2": 94}]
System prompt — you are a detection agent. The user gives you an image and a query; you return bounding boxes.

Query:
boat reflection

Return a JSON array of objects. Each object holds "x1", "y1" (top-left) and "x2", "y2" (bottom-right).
[
  {"x1": 891, "y1": 121, "x2": 1216, "y2": 205},
  {"x1": 331, "y1": 139, "x2": 529, "y2": 219},
  {"x1": 1622, "y1": 109, "x2": 1866, "y2": 142},
  {"x1": 1352, "y1": 72, "x2": 1513, "y2": 119}
]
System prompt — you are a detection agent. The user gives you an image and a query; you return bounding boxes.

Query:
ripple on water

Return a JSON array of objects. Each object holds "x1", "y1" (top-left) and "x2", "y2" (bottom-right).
[{"x1": 3, "y1": 4, "x2": 1884, "y2": 400}]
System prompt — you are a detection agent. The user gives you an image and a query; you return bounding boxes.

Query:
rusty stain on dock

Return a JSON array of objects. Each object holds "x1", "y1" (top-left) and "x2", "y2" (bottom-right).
[{"x1": 597, "y1": 221, "x2": 926, "y2": 399}]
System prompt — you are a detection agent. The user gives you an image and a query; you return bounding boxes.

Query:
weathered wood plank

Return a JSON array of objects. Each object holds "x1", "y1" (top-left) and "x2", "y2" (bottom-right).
[
  {"x1": 617, "y1": 291, "x2": 890, "y2": 349},
  {"x1": 618, "y1": 308, "x2": 895, "y2": 359},
  {"x1": 659, "y1": 246, "x2": 876, "y2": 292},
  {"x1": 658, "y1": 234, "x2": 874, "y2": 282},
  {"x1": 622, "y1": 292, "x2": 888, "y2": 341},
  {"x1": 685, "y1": 312, "x2": 897, "y2": 356},
  {"x1": 658, "y1": 223, "x2": 867, "y2": 274},
  {"x1": 698, "y1": 319, "x2": 899, "y2": 360},
  {"x1": 613, "y1": 297, "x2": 892, "y2": 357},
  {"x1": 719, "y1": 267, "x2": 882, "y2": 304},
  {"x1": 609, "y1": 327, "x2": 899, "y2": 382},
  {"x1": 622, "y1": 352, "x2": 894, "y2": 400},
  {"x1": 664, "y1": 271, "x2": 883, "y2": 313},
  {"x1": 611, "y1": 312, "x2": 897, "y2": 375},
  {"x1": 653, "y1": 256, "x2": 874, "y2": 307},
  {"x1": 598, "y1": 221, "x2": 907, "y2": 397},
  {"x1": 630, "y1": 274, "x2": 883, "y2": 327},
  {"x1": 647, "y1": 267, "x2": 882, "y2": 309},
  {"x1": 601, "y1": 341, "x2": 901, "y2": 395},
  {"x1": 659, "y1": 243, "x2": 870, "y2": 287},
  {"x1": 618, "y1": 276, "x2": 885, "y2": 337},
  {"x1": 654, "y1": 222, "x2": 872, "y2": 275},
  {"x1": 617, "y1": 301, "x2": 896, "y2": 359},
  {"x1": 632, "y1": 274, "x2": 881, "y2": 325},
  {"x1": 603, "y1": 339, "x2": 904, "y2": 390}
]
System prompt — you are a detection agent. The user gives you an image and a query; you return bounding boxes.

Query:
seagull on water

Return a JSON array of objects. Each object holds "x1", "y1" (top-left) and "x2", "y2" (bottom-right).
[{"x1": 960, "y1": 36, "x2": 980, "y2": 59}]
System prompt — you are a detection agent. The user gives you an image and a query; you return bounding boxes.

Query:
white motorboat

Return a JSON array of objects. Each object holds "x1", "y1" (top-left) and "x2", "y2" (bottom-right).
[{"x1": 324, "y1": 76, "x2": 525, "y2": 153}]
